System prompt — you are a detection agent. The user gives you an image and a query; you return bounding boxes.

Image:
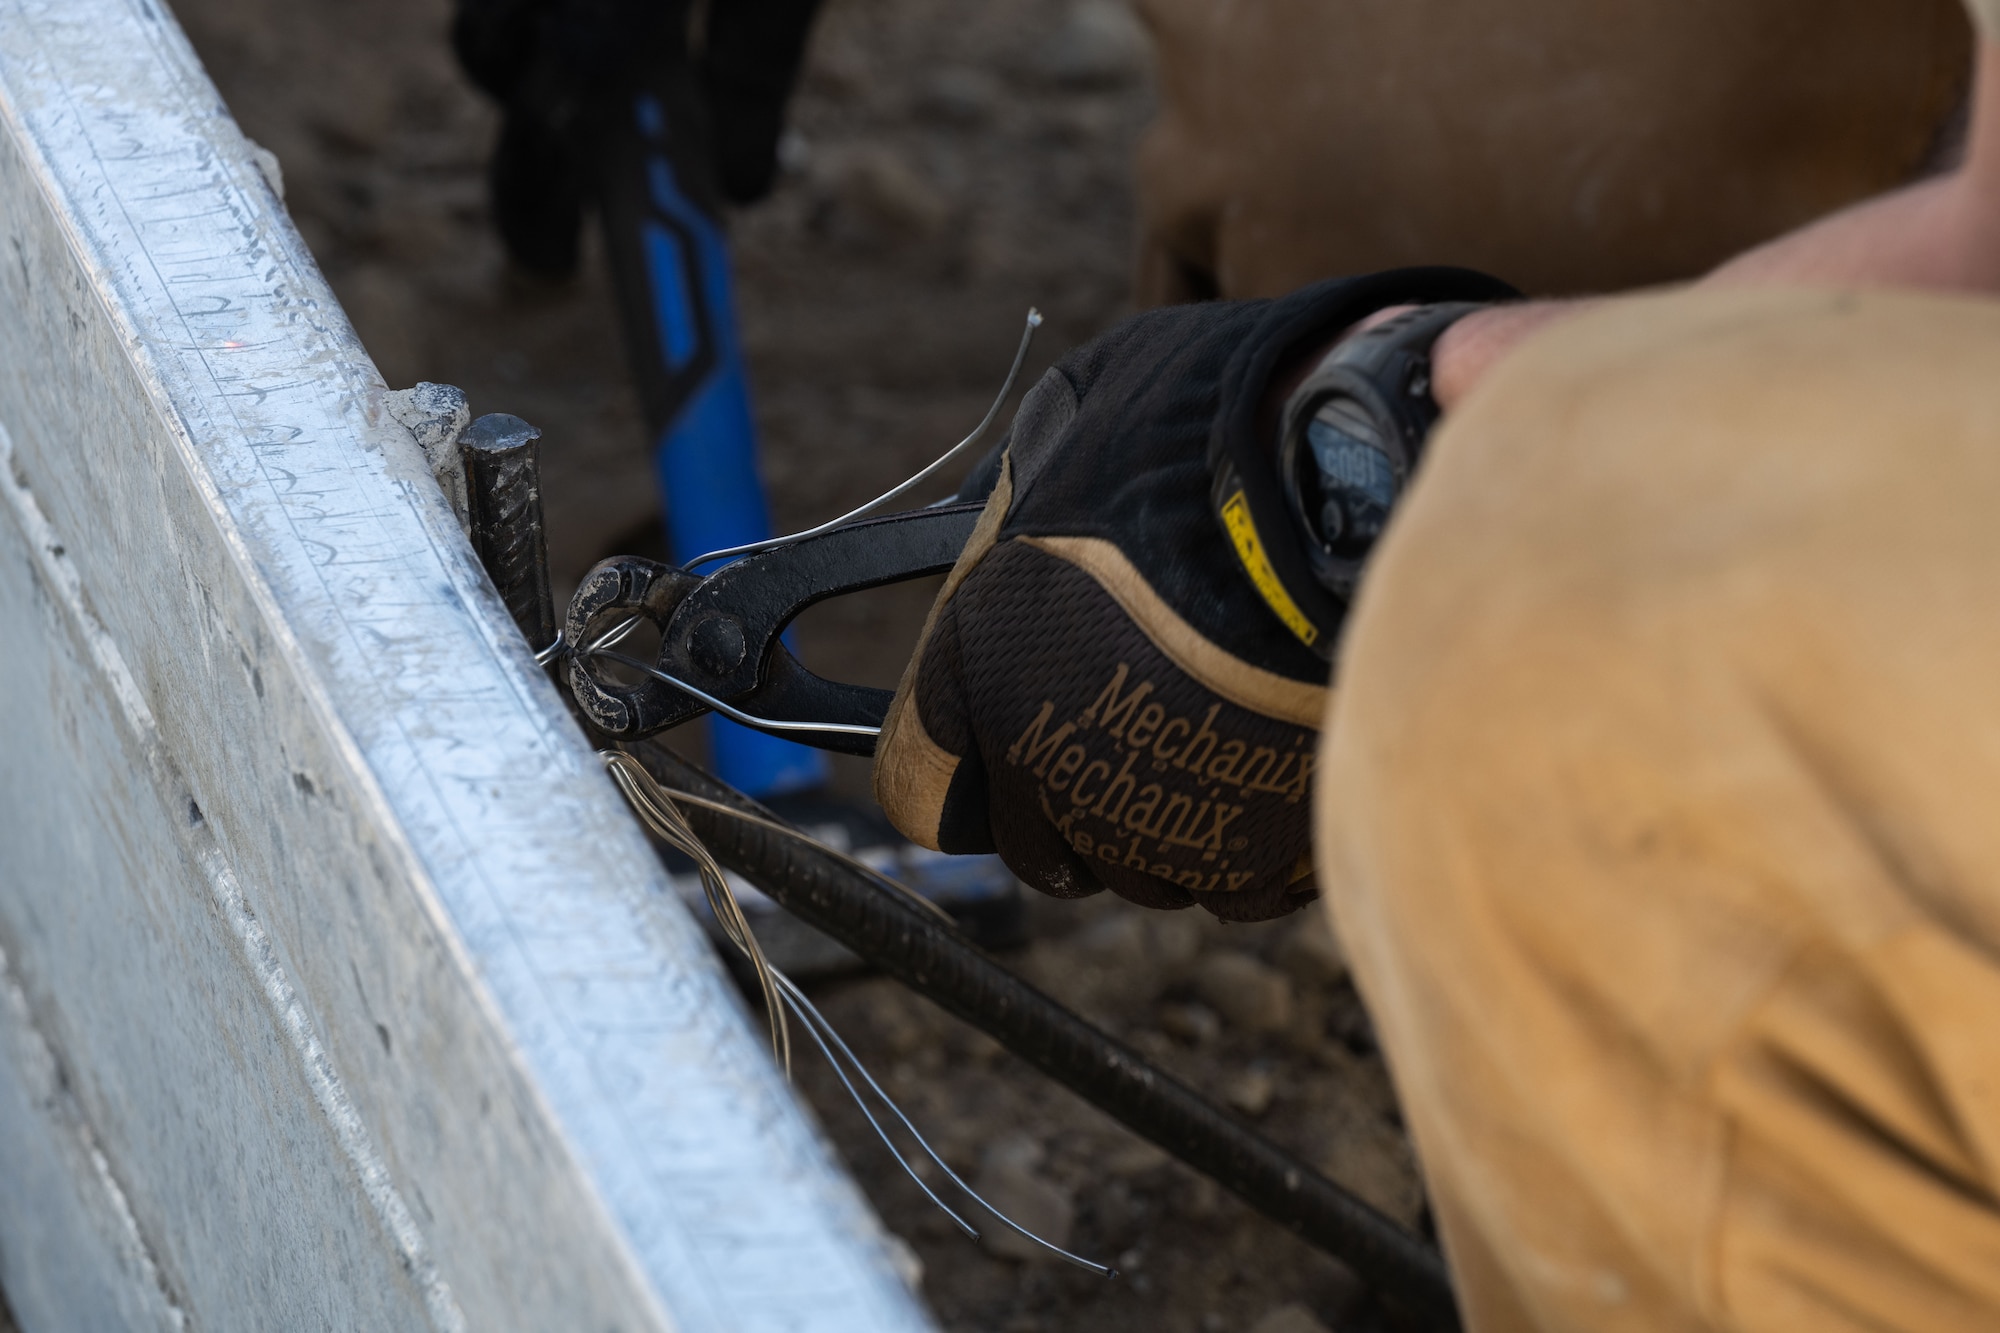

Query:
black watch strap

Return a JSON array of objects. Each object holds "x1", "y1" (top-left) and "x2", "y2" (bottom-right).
[
  {"x1": 1207, "y1": 268, "x2": 1517, "y2": 662},
  {"x1": 1277, "y1": 300, "x2": 1484, "y2": 604}
]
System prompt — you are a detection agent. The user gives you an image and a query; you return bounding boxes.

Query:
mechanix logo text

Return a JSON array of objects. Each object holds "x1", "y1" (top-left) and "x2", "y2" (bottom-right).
[{"x1": 1003, "y1": 662, "x2": 1313, "y2": 893}]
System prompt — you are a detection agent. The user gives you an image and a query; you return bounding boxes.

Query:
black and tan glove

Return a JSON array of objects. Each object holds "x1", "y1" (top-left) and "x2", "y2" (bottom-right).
[{"x1": 874, "y1": 269, "x2": 1513, "y2": 921}]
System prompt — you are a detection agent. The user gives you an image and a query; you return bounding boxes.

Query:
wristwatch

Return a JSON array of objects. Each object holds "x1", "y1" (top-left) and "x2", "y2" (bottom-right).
[
  {"x1": 1276, "y1": 301, "x2": 1485, "y2": 604},
  {"x1": 1205, "y1": 268, "x2": 1515, "y2": 663}
]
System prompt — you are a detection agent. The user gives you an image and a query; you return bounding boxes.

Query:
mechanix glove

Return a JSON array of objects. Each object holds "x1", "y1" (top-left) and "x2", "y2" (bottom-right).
[{"x1": 874, "y1": 269, "x2": 1514, "y2": 921}]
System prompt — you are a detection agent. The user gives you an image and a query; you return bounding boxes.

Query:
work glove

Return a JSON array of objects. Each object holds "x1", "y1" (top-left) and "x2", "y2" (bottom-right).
[
  {"x1": 874, "y1": 270, "x2": 1513, "y2": 921},
  {"x1": 701, "y1": 0, "x2": 826, "y2": 205},
  {"x1": 452, "y1": 0, "x2": 823, "y2": 276},
  {"x1": 454, "y1": 0, "x2": 677, "y2": 275}
]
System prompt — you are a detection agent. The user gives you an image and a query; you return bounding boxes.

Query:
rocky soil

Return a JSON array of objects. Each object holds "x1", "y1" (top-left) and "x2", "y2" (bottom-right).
[
  {"x1": 157, "y1": 0, "x2": 1432, "y2": 1327},
  {"x1": 791, "y1": 893, "x2": 1426, "y2": 1332}
]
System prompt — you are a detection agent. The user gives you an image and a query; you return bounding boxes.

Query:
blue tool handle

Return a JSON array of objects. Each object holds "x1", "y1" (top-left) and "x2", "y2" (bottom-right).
[{"x1": 598, "y1": 76, "x2": 827, "y2": 796}]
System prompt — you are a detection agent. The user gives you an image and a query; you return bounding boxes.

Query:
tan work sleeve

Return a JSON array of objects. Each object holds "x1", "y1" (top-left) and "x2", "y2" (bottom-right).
[{"x1": 1319, "y1": 287, "x2": 2000, "y2": 1332}]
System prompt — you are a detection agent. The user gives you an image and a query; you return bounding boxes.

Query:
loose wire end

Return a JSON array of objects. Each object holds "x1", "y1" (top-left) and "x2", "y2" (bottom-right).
[
  {"x1": 600, "y1": 749, "x2": 1116, "y2": 1278},
  {"x1": 686, "y1": 307, "x2": 1043, "y2": 569}
]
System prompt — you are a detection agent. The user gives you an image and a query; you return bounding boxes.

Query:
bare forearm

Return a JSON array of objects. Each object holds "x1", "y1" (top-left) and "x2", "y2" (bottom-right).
[{"x1": 1429, "y1": 300, "x2": 1597, "y2": 409}]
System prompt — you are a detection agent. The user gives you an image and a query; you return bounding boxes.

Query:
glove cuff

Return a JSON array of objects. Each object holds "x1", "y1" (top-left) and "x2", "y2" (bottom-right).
[{"x1": 1207, "y1": 267, "x2": 1518, "y2": 660}]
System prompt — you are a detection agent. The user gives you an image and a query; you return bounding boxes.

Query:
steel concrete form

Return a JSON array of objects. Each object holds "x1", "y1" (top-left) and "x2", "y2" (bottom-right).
[{"x1": 0, "y1": 1, "x2": 931, "y2": 1328}]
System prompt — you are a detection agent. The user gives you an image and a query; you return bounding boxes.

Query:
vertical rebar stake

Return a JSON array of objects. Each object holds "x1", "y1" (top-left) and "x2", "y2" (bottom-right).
[{"x1": 460, "y1": 412, "x2": 557, "y2": 656}]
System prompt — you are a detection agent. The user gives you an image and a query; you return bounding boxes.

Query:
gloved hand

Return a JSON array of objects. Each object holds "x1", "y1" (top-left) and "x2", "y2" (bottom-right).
[
  {"x1": 453, "y1": 0, "x2": 678, "y2": 276},
  {"x1": 452, "y1": 0, "x2": 824, "y2": 277},
  {"x1": 874, "y1": 270, "x2": 1513, "y2": 920}
]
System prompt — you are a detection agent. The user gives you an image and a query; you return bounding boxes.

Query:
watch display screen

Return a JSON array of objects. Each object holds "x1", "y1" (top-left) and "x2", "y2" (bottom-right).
[{"x1": 1303, "y1": 395, "x2": 1397, "y2": 553}]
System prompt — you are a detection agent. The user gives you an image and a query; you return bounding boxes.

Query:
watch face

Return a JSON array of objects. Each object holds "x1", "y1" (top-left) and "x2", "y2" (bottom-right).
[{"x1": 1303, "y1": 394, "x2": 1397, "y2": 554}]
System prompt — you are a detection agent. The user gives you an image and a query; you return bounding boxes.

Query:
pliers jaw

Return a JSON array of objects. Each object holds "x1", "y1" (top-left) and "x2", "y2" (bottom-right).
[
  {"x1": 562, "y1": 503, "x2": 983, "y2": 753},
  {"x1": 564, "y1": 554, "x2": 705, "y2": 739}
]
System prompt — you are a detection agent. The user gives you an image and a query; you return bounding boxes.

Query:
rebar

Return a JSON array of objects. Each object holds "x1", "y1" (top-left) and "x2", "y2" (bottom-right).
[
  {"x1": 461, "y1": 411, "x2": 558, "y2": 654},
  {"x1": 620, "y1": 739, "x2": 1461, "y2": 1332}
]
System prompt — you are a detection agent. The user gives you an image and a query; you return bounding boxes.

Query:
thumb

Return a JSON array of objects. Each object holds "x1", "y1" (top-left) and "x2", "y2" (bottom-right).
[{"x1": 875, "y1": 593, "x2": 996, "y2": 855}]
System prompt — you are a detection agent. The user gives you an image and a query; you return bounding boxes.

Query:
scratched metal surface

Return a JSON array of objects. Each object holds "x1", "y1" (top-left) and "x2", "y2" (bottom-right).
[{"x1": 0, "y1": 1, "x2": 932, "y2": 1329}]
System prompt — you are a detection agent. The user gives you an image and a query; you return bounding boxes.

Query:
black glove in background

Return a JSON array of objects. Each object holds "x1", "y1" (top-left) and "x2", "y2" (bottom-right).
[
  {"x1": 451, "y1": 0, "x2": 823, "y2": 275},
  {"x1": 702, "y1": 0, "x2": 824, "y2": 204}
]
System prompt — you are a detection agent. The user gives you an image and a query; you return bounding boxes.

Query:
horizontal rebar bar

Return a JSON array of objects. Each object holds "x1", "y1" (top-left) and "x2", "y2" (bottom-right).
[{"x1": 622, "y1": 740, "x2": 1460, "y2": 1333}]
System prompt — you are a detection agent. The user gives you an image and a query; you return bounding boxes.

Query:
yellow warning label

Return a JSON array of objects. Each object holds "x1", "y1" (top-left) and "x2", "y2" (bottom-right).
[{"x1": 1220, "y1": 490, "x2": 1317, "y2": 648}]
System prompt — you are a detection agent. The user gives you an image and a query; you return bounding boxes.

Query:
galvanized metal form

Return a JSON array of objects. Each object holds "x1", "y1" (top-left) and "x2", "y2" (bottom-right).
[{"x1": 0, "y1": 2, "x2": 933, "y2": 1329}]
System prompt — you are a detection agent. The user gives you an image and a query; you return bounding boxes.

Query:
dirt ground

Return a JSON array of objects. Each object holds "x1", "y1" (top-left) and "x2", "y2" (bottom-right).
[{"x1": 163, "y1": 0, "x2": 1430, "y2": 1328}]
